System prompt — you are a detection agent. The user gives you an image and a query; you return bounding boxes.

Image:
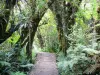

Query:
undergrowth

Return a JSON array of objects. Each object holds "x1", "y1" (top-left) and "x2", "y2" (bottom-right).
[
  {"x1": 57, "y1": 24, "x2": 100, "y2": 75},
  {"x1": 0, "y1": 43, "x2": 34, "y2": 75}
]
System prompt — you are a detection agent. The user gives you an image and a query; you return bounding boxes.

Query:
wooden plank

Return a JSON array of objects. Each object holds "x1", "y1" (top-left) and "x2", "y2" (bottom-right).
[{"x1": 29, "y1": 52, "x2": 59, "y2": 75}]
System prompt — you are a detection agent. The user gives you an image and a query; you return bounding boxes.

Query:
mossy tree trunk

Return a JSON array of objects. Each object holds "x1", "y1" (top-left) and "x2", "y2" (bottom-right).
[
  {"x1": 37, "y1": 29, "x2": 44, "y2": 48},
  {"x1": 24, "y1": 0, "x2": 55, "y2": 62},
  {"x1": 49, "y1": 0, "x2": 82, "y2": 55},
  {"x1": 0, "y1": 0, "x2": 21, "y2": 44}
]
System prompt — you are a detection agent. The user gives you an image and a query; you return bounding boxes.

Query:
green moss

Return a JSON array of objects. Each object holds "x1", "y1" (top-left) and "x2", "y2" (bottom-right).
[
  {"x1": 0, "y1": 9, "x2": 10, "y2": 17},
  {"x1": 95, "y1": 24, "x2": 100, "y2": 29}
]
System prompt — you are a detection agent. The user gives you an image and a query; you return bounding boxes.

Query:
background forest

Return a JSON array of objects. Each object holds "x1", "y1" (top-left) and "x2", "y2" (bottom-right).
[{"x1": 0, "y1": 0, "x2": 100, "y2": 75}]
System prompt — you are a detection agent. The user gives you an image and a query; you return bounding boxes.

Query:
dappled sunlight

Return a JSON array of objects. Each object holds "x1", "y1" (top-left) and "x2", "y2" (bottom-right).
[{"x1": 33, "y1": 44, "x2": 42, "y2": 53}]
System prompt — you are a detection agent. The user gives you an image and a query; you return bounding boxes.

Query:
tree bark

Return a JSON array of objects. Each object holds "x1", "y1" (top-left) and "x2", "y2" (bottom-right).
[
  {"x1": 49, "y1": 0, "x2": 82, "y2": 55},
  {"x1": 26, "y1": 18, "x2": 40, "y2": 62},
  {"x1": 37, "y1": 29, "x2": 44, "y2": 48},
  {"x1": 0, "y1": 0, "x2": 18, "y2": 44},
  {"x1": 25, "y1": 0, "x2": 56, "y2": 62}
]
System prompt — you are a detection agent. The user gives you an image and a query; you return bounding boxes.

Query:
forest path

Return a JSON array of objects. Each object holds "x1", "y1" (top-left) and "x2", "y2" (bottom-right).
[{"x1": 29, "y1": 52, "x2": 59, "y2": 75}]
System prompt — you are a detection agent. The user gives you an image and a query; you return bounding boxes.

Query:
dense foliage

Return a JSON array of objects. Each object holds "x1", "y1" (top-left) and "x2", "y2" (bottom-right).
[{"x1": 0, "y1": 0, "x2": 100, "y2": 75}]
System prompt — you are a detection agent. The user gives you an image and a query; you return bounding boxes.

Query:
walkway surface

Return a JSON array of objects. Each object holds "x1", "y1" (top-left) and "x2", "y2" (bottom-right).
[{"x1": 29, "y1": 52, "x2": 59, "y2": 75}]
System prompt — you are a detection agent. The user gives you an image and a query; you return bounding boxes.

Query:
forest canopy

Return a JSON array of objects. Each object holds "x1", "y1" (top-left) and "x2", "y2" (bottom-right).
[{"x1": 0, "y1": 0, "x2": 100, "y2": 75}]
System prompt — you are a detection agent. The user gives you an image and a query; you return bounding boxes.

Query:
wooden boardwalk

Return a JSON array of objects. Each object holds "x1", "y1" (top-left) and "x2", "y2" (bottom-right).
[{"x1": 29, "y1": 52, "x2": 59, "y2": 75}]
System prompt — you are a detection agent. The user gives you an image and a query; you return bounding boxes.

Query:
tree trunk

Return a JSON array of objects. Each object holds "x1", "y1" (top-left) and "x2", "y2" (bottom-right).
[
  {"x1": 49, "y1": 0, "x2": 82, "y2": 55},
  {"x1": 37, "y1": 29, "x2": 44, "y2": 48},
  {"x1": 26, "y1": 19, "x2": 39, "y2": 62},
  {"x1": 25, "y1": 0, "x2": 56, "y2": 62},
  {"x1": 0, "y1": 0, "x2": 19, "y2": 44}
]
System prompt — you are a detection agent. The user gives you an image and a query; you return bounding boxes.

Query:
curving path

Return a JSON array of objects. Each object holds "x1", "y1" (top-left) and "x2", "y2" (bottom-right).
[{"x1": 29, "y1": 52, "x2": 59, "y2": 75}]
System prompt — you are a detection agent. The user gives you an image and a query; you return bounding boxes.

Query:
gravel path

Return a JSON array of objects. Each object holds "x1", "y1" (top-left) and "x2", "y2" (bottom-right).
[{"x1": 29, "y1": 52, "x2": 59, "y2": 75}]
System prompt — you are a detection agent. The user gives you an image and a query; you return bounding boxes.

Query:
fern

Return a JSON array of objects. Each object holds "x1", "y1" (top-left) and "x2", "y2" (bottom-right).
[
  {"x1": 57, "y1": 23, "x2": 100, "y2": 75},
  {"x1": 10, "y1": 71, "x2": 26, "y2": 75},
  {"x1": 0, "y1": 61, "x2": 11, "y2": 67}
]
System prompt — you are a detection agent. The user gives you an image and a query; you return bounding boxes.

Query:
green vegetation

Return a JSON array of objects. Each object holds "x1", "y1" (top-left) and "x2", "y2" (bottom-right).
[{"x1": 0, "y1": 0, "x2": 100, "y2": 75}]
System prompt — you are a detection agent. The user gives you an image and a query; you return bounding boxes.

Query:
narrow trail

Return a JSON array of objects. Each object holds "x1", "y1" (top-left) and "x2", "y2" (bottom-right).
[{"x1": 29, "y1": 52, "x2": 59, "y2": 75}]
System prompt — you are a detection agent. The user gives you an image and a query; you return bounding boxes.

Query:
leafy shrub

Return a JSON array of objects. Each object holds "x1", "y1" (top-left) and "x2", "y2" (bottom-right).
[
  {"x1": 10, "y1": 71, "x2": 26, "y2": 75},
  {"x1": 57, "y1": 24, "x2": 100, "y2": 75},
  {"x1": 0, "y1": 47, "x2": 33, "y2": 75}
]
